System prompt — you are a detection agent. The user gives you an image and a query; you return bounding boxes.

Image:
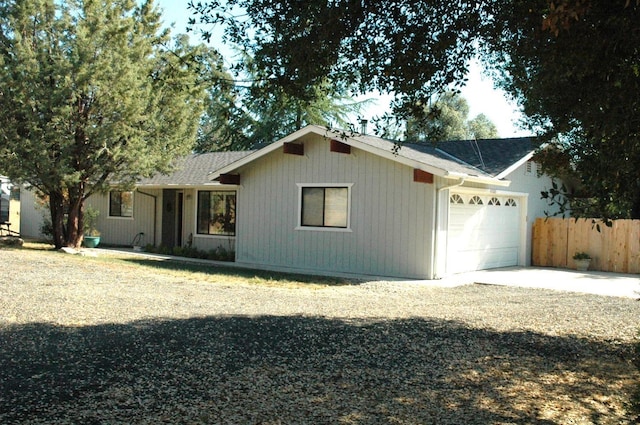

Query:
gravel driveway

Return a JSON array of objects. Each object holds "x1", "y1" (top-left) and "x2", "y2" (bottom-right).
[{"x1": 1, "y1": 247, "x2": 639, "y2": 424}]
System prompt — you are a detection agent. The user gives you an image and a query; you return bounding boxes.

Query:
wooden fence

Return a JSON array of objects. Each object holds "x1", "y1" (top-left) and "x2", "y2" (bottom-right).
[{"x1": 532, "y1": 218, "x2": 640, "y2": 274}]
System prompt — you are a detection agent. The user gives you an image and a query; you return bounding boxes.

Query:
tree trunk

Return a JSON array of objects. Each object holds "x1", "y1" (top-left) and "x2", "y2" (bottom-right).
[
  {"x1": 66, "y1": 184, "x2": 85, "y2": 248},
  {"x1": 66, "y1": 200, "x2": 84, "y2": 248},
  {"x1": 47, "y1": 185, "x2": 86, "y2": 249},
  {"x1": 48, "y1": 191, "x2": 66, "y2": 250}
]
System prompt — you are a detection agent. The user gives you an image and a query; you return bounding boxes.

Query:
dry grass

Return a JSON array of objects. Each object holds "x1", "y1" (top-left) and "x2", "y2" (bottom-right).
[{"x1": 1, "y1": 245, "x2": 639, "y2": 424}]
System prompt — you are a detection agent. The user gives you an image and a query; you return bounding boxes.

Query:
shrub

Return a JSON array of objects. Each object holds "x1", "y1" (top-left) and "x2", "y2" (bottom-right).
[
  {"x1": 143, "y1": 244, "x2": 235, "y2": 262},
  {"x1": 573, "y1": 251, "x2": 591, "y2": 260}
]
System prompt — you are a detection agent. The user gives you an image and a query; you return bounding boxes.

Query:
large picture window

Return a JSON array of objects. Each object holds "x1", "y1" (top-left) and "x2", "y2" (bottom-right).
[
  {"x1": 300, "y1": 186, "x2": 350, "y2": 229},
  {"x1": 109, "y1": 191, "x2": 134, "y2": 217},
  {"x1": 197, "y1": 191, "x2": 236, "y2": 236}
]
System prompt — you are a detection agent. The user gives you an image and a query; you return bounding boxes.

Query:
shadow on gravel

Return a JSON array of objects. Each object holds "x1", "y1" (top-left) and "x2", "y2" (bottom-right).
[{"x1": 0, "y1": 316, "x2": 636, "y2": 424}]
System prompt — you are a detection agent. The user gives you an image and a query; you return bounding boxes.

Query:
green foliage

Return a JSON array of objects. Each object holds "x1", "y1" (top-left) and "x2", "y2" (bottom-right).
[
  {"x1": 195, "y1": 52, "x2": 370, "y2": 152},
  {"x1": 405, "y1": 92, "x2": 499, "y2": 141},
  {"x1": 468, "y1": 114, "x2": 499, "y2": 140},
  {"x1": 483, "y1": 0, "x2": 640, "y2": 219},
  {"x1": 572, "y1": 251, "x2": 591, "y2": 260},
  {"x1": 0, "y1": 0, "x2": 207, "y2": 248},
  {"x1": 190, "y1": 0, "x2": 485, "y2": 102},
  {"x1": 191, "y1": 0, "x2": 640, "y2": 218},
  {"x1": 83, "y1": 206, "x2": 100, "y2": 237}
]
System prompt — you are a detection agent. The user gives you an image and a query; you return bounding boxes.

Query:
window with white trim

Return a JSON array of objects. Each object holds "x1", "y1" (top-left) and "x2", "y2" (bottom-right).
[
  {"x1": 300, "y1": 185, "x2": 350, "y2": 229},
  {"x1": 109, "y1": 191, "x2": 134, "y2": 217},
  {"x1": 197, "y1": 191, "x2": 236, "y2": 236},
  {"x1": 505, "y1": 198, "x2": 517, "y2": 207},
  {"x1": 488, "y1": 197, "x2": 501, "y2": 206}
]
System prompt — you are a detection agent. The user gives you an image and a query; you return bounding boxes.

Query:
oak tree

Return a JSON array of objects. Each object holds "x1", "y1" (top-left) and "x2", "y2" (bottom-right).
[{"x1": 190, "y1": 0, "x2": 640, "y2": 218}]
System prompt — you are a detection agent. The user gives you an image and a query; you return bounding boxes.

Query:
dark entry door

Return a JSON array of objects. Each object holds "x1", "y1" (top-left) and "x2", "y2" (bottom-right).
[
  {"x1": 176, "y1": 192, "x2": 183, "y2": 247},
  {"x1": 161, "y1": 189, "x2": 177, "y2": 248}
]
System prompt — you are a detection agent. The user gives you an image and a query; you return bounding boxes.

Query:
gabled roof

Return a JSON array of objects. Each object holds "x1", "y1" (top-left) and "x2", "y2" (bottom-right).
[
  {"x1": 140, "y1": 127, "x2": 538, "y2": 188},
  {"x1": 209, "y1": 125, "x2": 535, "y2": 186},
  {"x1": 138, "y1": 151, "x2": 254, "y2": 187},
  {"x1": 435, "y1": 137, "x2": 541, "y2": 179}
]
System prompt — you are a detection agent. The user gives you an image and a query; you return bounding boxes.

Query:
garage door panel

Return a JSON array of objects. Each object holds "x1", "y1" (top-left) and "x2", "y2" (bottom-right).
[{"x1": 447, "y1": 193, "x2": 522, "y2": 274}]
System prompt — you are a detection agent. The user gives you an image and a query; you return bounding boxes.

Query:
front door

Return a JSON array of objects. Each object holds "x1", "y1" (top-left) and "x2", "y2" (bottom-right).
[
  {"x1": 176, "y1": 192, "x2": 183, "y2": 247},
  {"x1": 161, "y1": 189, "x2": 178, "y2": 248}
]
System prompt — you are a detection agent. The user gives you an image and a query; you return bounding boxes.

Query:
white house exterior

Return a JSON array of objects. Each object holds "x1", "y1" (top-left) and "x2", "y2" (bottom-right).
[
  {"x1": 21, "y1": 125, "x2": 557, "y2": 279},
  {"x1": 1, "y1": 176, "x2": 21, "y2": 236},
  {"x1": 208, "y1": 125, "x2": 555, "y2": 279}
]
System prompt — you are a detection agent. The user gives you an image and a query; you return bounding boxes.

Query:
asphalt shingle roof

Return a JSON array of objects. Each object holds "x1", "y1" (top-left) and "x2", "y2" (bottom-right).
[
  {"x1": 138, "y1": 151, "x2": 253, "y2": 186},
  {"x1": 435, "y1": 137, "x2": 541, "y2": 177},
  {"x1": 347, "y1": 132, "x2": 499, "y2": 178},
  {"x1": 138, "y1": 129, "x2": 539, "y2": 187}
]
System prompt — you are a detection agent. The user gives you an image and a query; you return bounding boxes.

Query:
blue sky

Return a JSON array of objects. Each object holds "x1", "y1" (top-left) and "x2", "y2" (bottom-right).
[{"x1": 156, "y1": 0, "x2": 528, "y2": 138}]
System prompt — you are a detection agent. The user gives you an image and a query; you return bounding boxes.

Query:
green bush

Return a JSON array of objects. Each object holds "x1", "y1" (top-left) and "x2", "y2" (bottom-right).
[{"x1": 143, "y1": 244, "x2": 234, "y2": 262}]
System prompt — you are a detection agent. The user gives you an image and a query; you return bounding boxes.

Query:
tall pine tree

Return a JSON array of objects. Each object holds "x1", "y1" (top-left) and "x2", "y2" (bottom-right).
[{"x1": 0, "y1": 0, "x2": 206, "y2": 248}]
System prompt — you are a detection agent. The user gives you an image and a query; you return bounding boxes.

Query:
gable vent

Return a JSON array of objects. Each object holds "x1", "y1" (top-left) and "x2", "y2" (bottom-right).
[
  {"x1": 330, "y1": 139, "x2": 351, "y2": 154},
  {"x1": 219, "y1": 174, "x2": 240, "y2": 185},
  {"x1": 283, "y1": 142, "x2": 304, "y2": 156},
  {"x1": 413, "y1": 169, "x2": 434, "y2": 184}
]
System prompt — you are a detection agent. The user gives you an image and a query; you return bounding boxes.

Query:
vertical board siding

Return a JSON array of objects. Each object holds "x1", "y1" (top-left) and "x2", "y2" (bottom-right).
[
  {"x1": 532, "y1": 217, "x2": 640, "y2": 273},
  {"x1": 236, "y1": 134, "x2": 436, "y2": 279},
  {"x1": 87, "y1": 189, "x2": 160, "y2": 247},
  {"x1": 19, "y1": 188, "x2": 47, "y2": 239}
]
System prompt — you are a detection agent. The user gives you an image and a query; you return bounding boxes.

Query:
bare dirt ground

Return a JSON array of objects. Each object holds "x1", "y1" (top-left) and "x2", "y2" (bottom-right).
[{"x1": 1, "y1": 246, "x2": 639, "y2": 424}]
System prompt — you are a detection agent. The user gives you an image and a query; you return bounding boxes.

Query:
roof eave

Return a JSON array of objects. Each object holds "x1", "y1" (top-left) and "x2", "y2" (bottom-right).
[
  {"x1": 445, "y1": 171, "x2": 511, "y2": 187},
  {"x1": 208, "y1": 125, "x2": 512, "y2": 188},
  {"x1": 209, "y1": 126, "x2": 321, "y2": 180},
  {"x1": 135, "y1": 182, "x2": 232, "y2": 190},
  {"x1": 495, "y1": 151, "x2": 535, "y2": 180}
]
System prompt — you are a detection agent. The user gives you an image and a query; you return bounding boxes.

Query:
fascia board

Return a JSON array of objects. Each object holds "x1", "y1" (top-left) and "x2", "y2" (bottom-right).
[
  {"x1": 495, "y1": 151, "x2": 535, "y2": 180},
  {"x1": 208, "y1": 126, "x2": 322, "y2": 180},
  {"x1": 208, "y1": 124, "x2": 511, "y2": 187},
  {"x1": 445, "y1": 172, "x2": 511, "y2": 187}
]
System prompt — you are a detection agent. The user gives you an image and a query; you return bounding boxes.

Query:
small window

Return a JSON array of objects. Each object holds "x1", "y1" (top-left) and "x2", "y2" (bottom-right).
[
  {"x1": 0, "y1": 197, "x2": 8, "y2": 222},
  {"x1": 505, "y1": 198, "x2": 517, "y2": 207},
  {"x1": 197, "y1": 191, "x2": 236, "y2": 236},
  {"x1": 109, "y1": 191, "x2": 134, "y2": 217},
  {"x1": 300, "y1": 186, "x2": 349, "y2": 228},
  {"x1": 488, "y1": 197, "x2": 501, "y2": 206},
  {"x1": 469, "y1": 195, "x2": 483, "y2": 205},
  {"x1": 450, "y1": 194, "x2": 464, "y2": 204}
]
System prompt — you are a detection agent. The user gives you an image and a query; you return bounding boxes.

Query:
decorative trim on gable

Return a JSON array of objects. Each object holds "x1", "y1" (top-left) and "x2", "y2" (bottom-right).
[
  {"x1": 219, "y1": 174, "x2": 240, "y2": 185},
  {"x1": 330, "y1": 139, "x2": 351, "y2": 154},
  {"x1": 283, "y1": 142, "x2": 304, "y2": 156},
  {"x1": 413, "y1": 169, "x2": 434, "y2": 184}
]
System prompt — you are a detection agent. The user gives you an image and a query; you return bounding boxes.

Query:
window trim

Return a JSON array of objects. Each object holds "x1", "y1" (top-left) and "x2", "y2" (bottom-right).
[
  {"x1": 196, "y1": 190, "x2": 237, "y2": 237},
  {"x1": 296, "y1": 183, "x2": 353, "y2": 232},
  {"x1": 108, "y1": 190, "x2": 134, "y2": 219}
]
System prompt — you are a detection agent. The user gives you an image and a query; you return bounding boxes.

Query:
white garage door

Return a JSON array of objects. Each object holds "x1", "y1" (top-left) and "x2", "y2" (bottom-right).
[{"x1": 446, "y1": 192, "x2": 522, "y2": 274}]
